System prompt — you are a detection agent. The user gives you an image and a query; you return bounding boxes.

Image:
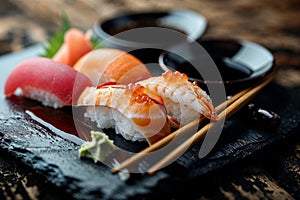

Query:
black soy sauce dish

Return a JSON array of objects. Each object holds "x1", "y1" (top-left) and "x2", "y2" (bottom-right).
[
  {"x1": 159, "y1": 39, "x2": 275, "y2": 94},
  {"x1": 93, "y1": 9, "x2": 207, "y2": 63}
]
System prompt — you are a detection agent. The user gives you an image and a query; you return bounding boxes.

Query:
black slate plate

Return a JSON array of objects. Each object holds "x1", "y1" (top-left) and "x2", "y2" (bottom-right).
[{"x1": 0, "y1": 46, "x2": 299, "y2": 199}]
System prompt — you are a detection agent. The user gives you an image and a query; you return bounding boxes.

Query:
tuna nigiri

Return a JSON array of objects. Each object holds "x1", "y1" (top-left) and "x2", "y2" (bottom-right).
[
  {"x1": 74, "y1": 48, "x2": 152, "y2": 85},
  {"x1": 138, "y1": 70, "x2": 217, "y2": 126},
  {"x1": 53, "y1": 28, "x2": 93, "y2": 66},
  {"x1": 77, "y1": 84, "x2": 171, "y2": 145},
  {"x1": 5, "y1": 57, "x2": 92, "y2": 108}
]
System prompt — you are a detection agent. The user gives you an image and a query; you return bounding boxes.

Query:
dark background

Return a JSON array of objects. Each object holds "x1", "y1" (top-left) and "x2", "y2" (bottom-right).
[{"x1": 0, "y1": 0, "x2": 299, "y2": 199}]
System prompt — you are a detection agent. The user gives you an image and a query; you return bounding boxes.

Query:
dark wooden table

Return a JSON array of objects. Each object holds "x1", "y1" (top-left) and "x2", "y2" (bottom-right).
[{"x1": 0, "y1": 0, "x2": 299, "y2": 199}]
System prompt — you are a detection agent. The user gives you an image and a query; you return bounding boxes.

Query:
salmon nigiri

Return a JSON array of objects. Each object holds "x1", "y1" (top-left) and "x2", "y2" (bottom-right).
[
  {"x1": 53, "y1": 28, "x2": 93, "y2": 66},
  {"x1": 74, "y1": 48, "x2": 152, "y2": 85},
  {"x1": 77, "y1": 84, "x2": 171, "y2": 145},
  {"x1": 5, "y1": 57, "x2": 92, "y2": 108}
]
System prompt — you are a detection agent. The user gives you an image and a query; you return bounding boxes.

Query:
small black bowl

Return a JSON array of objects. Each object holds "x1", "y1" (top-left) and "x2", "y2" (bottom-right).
[
  {"x1": 93, "y1": 9, "x2": 207, "y2": 63},
  {"x1": 159, "y1": 39, "x2": 275, "y2": 94}
]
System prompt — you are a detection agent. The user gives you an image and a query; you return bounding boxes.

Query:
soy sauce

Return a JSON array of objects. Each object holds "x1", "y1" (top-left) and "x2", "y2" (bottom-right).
[
  {"x1": 163, "y1": 52, "x2": 252, "y2": 82},
  {"x1": 108, "y1": 21, "x2": 186, "y2": 36},
  {"x1": 160, "y1": 39, "x2": 275, "y2": 94},
  {"x1": 27, "y1": 106, "x2": 77, "y2": 135},
  {"x1": 25, "y1": 105, "x2": 148, "y2": 152},
  {"x1": 247, "y1": 103, "x2": 281, "y2": 130}
]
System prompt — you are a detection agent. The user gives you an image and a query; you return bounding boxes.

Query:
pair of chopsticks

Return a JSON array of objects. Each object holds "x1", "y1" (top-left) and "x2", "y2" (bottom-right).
[{"x1": 112, "y1": 72, "x2": 276, "y2": 175}]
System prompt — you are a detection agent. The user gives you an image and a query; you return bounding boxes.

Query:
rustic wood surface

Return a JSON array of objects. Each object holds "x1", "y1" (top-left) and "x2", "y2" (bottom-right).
[{"x1": 0, "y1": 0, "x2": 299, "y2": 199}]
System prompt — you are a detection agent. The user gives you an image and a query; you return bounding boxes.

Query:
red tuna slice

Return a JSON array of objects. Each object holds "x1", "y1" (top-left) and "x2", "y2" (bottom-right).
[
  {"x1": 53, "y1": 28, "x2": 93, "y2": 67},
  {"x1": 4, "y1": 57, "x2": 92, "y2": 108}
]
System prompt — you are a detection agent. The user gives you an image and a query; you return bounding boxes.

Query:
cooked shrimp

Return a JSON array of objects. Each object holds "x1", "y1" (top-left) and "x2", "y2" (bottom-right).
[
  {"x1": 138, "y1": 70, "x2": 217, "y2": 125},
  {"x1": 77, "y1": 84, "x2": 171, "y2": 145}
]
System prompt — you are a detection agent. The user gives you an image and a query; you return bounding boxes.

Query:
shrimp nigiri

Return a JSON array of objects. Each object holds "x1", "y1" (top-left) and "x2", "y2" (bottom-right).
[
  {"x1": 138, "y1": 70, "x2": 217, "y2": 125},
  {"x1": 77, "y1": 84, "x2": 171, "y2": 145},
  {"x1": 5, "y1": 57, "x2": 92, "y2": 108}
]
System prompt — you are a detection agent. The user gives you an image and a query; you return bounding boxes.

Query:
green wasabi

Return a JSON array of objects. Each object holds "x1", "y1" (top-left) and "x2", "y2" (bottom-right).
[{"x1": 78, "y1": 131, "x2": 115, "y2": 163}]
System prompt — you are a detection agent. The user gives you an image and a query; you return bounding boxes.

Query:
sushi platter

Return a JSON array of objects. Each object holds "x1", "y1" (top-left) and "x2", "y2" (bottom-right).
[{"x1": 0, "y1": 14, "x2": 300, "y2": 199}]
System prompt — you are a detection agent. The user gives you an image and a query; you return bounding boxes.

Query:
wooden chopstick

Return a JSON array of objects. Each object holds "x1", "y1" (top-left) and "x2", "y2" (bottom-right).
[
  {"x1": 112, "y1": 85, "x2": 250, "y2": 173},
  {"x1": 147, "y1": 73, "x2": 275, "y2": 174},
  {"x1": 112, "y1": 72, "x2": 275, "y2": 174}
]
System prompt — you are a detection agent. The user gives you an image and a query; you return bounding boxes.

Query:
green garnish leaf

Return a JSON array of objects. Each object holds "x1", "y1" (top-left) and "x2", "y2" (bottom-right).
[
  {"x1": 40, "y1": 13, "x2": 71, "y2": 58},
  {"x1": 90, "y1": 33, "x2": 104, "y2": 49},
  {"x1": 40, "y1": 13, "x2": 104, "y2": 58}
]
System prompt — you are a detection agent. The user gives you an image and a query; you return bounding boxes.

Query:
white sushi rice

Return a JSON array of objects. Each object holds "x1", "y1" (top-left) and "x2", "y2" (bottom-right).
[
  {"x1": 85, "y1": 107, "x2": 146, "y2": 142},
  {"x1": 21, "y1": 87, "x2": 65, "y2": 109},
  {"x1": 164, "y1": 97, "x2": 200, "y2": 126}
]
